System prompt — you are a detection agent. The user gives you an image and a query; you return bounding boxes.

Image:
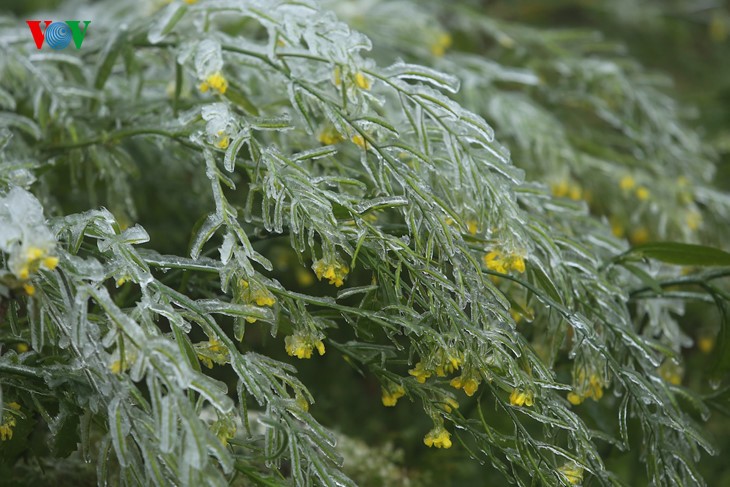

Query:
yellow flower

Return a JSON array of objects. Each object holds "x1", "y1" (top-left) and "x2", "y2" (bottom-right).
[
  {"x1": 333, "y1": 66, "x2": 342, "y2": 86},
  {"x1": 698, "y1": 336, "x2": 714, "y2": 354},
  {"x1": 686, "y1": 211, "x2": 702, "y2": 231},
  {"x1": 551, "y1": 180, "x2": 570, "y2": 198},
  {"x1": 430, "y1": 32, "x2": 452, "y2": 57},
  {"x1": 243, "y1": 282, "x2": 275, "y2": 307},
  {"x1": 635, "y1": 186, "x2": 650, "y2": 201},
  {"x1": 318, "y1": 126, "x2": 344, "y2": 145},
  {"x1": 23, "y1": 284, "x2": 35, "y2": 296},
  {"x1": 296, "y1": 268, "x2": 315, "y2": 287},
  {"x1": 239, "y1": 279, "x2": 276, "y2": 322},
  {"x1": 629, "y1": 227, "x2": 650, "y2": 245},
  {"x1": 15, "y1": 343, "x2": 29, "y2": 353},
  {"x1": 588, "y1": 374, "x2": 603, "y2": 400},
  {"x1": 553, "y1": 180, "x2": 583, "y2": 200},
  {"x1": 446, "y1": 353, "x2": 462, "y2": 371},
  {"x1": 440, "y1": 397, "x2": 459, "y2": 413},
  {"x1": 450, "y1": 374, "x2": 480, "y2": 396},
  {"x1": 194, "y1": 338, "x2": 229, "y2": 369},
  {"x1": 484, "y1": 250, "x2": 525, "y2": 274},
  {"x1": 199, "y1": 72, "x2": 228, "y2": 95},
  {"x1": 567, "y1": 392, "x2": 583, "y2": 406},
  {"x1": 568, "y1": 372, "x2": 604, "y2": 404},
  {"x1": 509, "y1": 388, "x2": 534, "y2": 407},
  {"x1": 354, "y1": 72, "x2": 371, "y2": 90},
  {"x1": 610, "y1": 218, "x2": 624, "y2": 238},
  {"x1": 215, "y1": 131, "x2": 230, "y2": 149},
  {"x1": 43, "y1": 256, "x2": 59, "y2": 270},
  {"x1": 466, "y1": 219, "x2": 478, "y2": 236},
  {"x1": 568, "y1": 185, "x2": 583, "y2": 201},
  {"x1": 295, "y1": 392, "x2": 310, "y2": 412},
  {"x1": 409, "y1": 361, "x2": 432, "y2": 383},
  {"x1": 27, "y1": 247, "x2": 43, "y2": 260},
  {"x1": 351, "y1": 134, "x2": 368, "y2": 150},
  {"x1": 285, "y1": 334, "x2": 325, "y2": 359},
  {"x1": 658, "y1": 360, "x2": 683, "y2": 385},
  {"x1": 558, "y1": 463, "x2": 584, "y2": 485},
  {"x1": 484, "y1": 250, "x2": 507, "y2": 273},
  {"x1": 381, "y1": 384, "x2": 406, "y2": 407},
  {"x1": 109, "y1": 360, "x2": 123, "y2": 374},
  {"x1": 619, "y1": 175, "x2": 636, "y2": 191},
  {"x1": 13, "y1": 246, "x2": 59, "y2": 281},
  {"x1": 423, "y1": 426, "x2": 452, "y2": 449},
  {"x1": 312, "y1": 257, "x2": 349, "y2": 287},
  {"x1": 0, "y1": 414, "x2": 16, "y2": 441},
  {"x1": 109, "y1": 349, "x2": 138, "y2": 374}
]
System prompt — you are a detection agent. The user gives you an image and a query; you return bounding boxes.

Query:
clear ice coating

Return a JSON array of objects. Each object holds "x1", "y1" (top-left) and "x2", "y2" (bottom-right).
[{"x1": 194, "y1": 39, "x2": 224, "y2": 79}]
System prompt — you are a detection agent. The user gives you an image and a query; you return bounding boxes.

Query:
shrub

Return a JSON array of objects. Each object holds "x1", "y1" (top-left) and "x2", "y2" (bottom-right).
[{"x1": 1, "y1": 0, "x2": 729, "y2": 485}]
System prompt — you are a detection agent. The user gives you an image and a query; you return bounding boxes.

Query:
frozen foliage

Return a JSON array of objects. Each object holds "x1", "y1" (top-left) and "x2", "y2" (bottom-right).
[{"x1": 0, "y1": 1, "x2": 728, "y2": 486}]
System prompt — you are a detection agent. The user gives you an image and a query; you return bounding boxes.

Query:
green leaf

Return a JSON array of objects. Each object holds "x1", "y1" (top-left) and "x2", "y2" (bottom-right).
[
  {"x1": 627, "y1": 242, "x2": 730, "y2": 266},
  {"x1": 148, "y1": 3, "x2": 188, "y2": 44},
  {"x1": 52, "y1": 408, "x2": 80, "y2": 457},
  {"x1": 621, "y1": 263, "x2": 662, "y2": 294},
  {"x1": 94, "y1": 29, "x2": 124, "y2": 90},
  {"x1": 528, "y1": 265, "x2": 563, "y2": 306}
]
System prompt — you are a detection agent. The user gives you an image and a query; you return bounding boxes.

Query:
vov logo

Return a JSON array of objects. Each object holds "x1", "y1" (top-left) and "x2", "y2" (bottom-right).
[{"x1": 26, "y1": 20, "x2": 91, "y2": 50}]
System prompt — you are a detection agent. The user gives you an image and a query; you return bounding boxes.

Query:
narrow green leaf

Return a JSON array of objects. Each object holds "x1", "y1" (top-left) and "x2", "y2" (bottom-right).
[
  {"x1": 148, "y1": 3, "x2": 188, "y2": 44},
  {"x1": 628, "y1": 242, "x2": 730, "y2": 267}
]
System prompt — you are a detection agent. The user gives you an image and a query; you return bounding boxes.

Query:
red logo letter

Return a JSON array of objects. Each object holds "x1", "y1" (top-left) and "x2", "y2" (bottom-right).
[{"x1": 26, "y1": 20, "x2": 52, "y2": 49}]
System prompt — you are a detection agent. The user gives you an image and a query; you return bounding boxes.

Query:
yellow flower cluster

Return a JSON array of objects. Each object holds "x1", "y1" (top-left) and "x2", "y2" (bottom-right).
[
  {"x1": 354, "y1": 72, "x2": 371, "y2": 90},
  {"x1": 658, "y1": 360, "x2": 683, "y2": 386},
  {"x1": 408, "y1": 361, "x2": 432, "y2": 383},
  {"x1": 312, "y1": 257, "x2": 349, "y2": 287},
  {"x1": 440, "y1": 397, "x2": 459, "y2": 413},
  {"x1": 466, "y1": 219, "x2": 478, "y2": 236},
  {"x1": 0, "y1": 403, "x2": 21, "y2": 441},
  {"x1": 686, "y1": 211, "x2": 702, "y2": 231},
  {"x1": 381, "y1": 384, "x2": 406, "y2": 407},
  {"x1": 567, "y1": 373, "x2": 604, "y2": 405},
  {"x1": 14, "y1": 246, "x2": 59, "y2": 295},
  {"x1": 423, "y1": 426, "x2": 452, "y2": 449},
  {"x1": 285, "y1": 333, "x2": 325, "y2": 359},
  {"x1": 558, "y1": 463, "x2": 584, "y2": 485},
  {"x1": 619, "y1": 175, "x2": 650, "y2": 201},
  {"x1": 333, "y1": 67, "x2": 371, "y2": 91},
  {"x1": 109, "y1": 350, "x2": 137, "y2": 374},
  {"x1": 318, "y1": 126, "x2": 344, "y2": 145},
  {"x1": 196, "y1": 338, "x2": 229, "y2": 369},
  {"x1": 210, "y1": 416, "x2": 237, "y2": 447},
  {"x1": 214, "y1": 130, "x2": 229, "y2": 149},
  {"x1": 430, "y1": 32, "x2": 452, "y2": 57},
  {"x1": 295, "y1": 392, "x2": 310, "y2": 412},
  {"x1": 435, "y1": 352, "x2": 462, "y2": 377},
  {"x1": 408, "y1": 351, "x2": 462, "y2": 384},
  {"x1": 239, "y1": 279, "x2": 276, "y2": 323},
  {"x1": 509, "y1": 388, "x2": 534, "y2": 407},
  {"x1": 551, "y1": 179, "x2": 583, "y2": 201},
  {"x1": 484, "y1": 250, "x2": 526, "y2": 274},
  {"x1": 450, "y1": 374, "x2": 480, "y2": 397},
  {"x1": 698, "y1": 335, "x2": 714, "y2": 354},
  {"x1": 629, "y1": 227, "x2": 650, "y2": 245},
  {"x1": 351, "y1": 134, "x2": 368, "y2": 150},
  {"x1": 199, "y1": 72, "x2": 228, "y2": 95}
]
